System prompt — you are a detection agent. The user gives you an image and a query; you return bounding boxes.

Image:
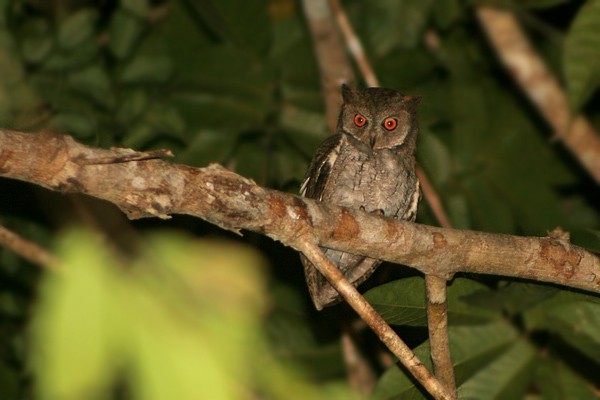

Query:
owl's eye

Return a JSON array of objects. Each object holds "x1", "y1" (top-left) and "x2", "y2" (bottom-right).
[
  {"x1": 354, "y1": 114, "x2": 367, "y2": 127},
  {"x1": 383, "y1": 117, "x2": 397, "y2": 131}
]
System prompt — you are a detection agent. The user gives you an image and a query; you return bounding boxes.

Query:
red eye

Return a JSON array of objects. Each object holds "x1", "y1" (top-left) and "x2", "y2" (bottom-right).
[
  {"x1": 383, "y1": 117, "x2": 397, "y2": 131},
  {"x1": 354, "y1": 114, "x2": 367, "y2": 127}
]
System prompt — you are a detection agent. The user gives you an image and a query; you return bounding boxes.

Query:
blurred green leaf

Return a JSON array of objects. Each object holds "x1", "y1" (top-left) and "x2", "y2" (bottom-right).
[
  {"x1": 122, "y1": 0, "x2": 149, "y2": 17},
  {"x1": 109, "y1": 8, "x2": 145, "y2": 59},
  {"x1": 18, "y1": 18, "x2": 53, "y2": 64},
  {"x1": 183, "y1": 0, "x2": 271, "y2": 57},
  {"x1": 51, "y1": 112, "x2": 96, "y2": 139},
  {"x1": 179, "y1": 128, "x2": 239, "y2": 166},
  {"x1": 66, "y1": 65, "x2": 114, "y2": 108},
  {"x1": 30, "y1": 230, "x2": 348, "y2": 400},
  {"x1": 457, "y1": 339, "x2": 536, "y2": 399},
  {"x1": 120, "y1": 54, "x2": 173, "y2": 83},
  {"x1": 365, "y1": 277, "x2": 499, "y2": 327},
  {"x1": 432, "y1": 0, "x2": 463, "y2": 29},
  {"x1": 417, "y1": 129, "x2": 452, "y2": 187},
  {"x1": 364, "y1": 0, "x2": 435, "y2": 54},
  {"x1": 42, "y1": 36, "x2": 99, "y2": 71},
  {"x1": 513, "y1": 0, "x2": 572, "y2": 8},
  {"x1": 525, "y1": 298, "x2": 600, "y2": 363},
  {"x1": 564, "y1": 0, "x2": 600, "y2": 110},
  {"x1": 121, "y1": 122, "x2": 157, "y2": 148},
  {"x1": 57, "y1": 9, "x2": 98, "y2": 50},
  {"x1": 29, "y1": 230, "x2": 121, "y2": 399},
  {"x1": 116, "y1": 89, "x2": 148, "y2": 124},
  {"x1": 461, "y1": 282, "x2": 559, "y2": 315},
  {"x1": 570, "y1": 228, "x2": 600, "y2": 253},
  {"x1": 535, "y1": 356, "x2": 599, "y2": 400}
]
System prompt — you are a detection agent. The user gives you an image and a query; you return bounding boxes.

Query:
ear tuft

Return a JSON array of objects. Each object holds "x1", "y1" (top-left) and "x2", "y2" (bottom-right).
[
  {"x1": 341, "y1": 84, "x2": 356, "y2": 103},
  {"x1": 403, "y1": 95, "x2": 422, "y2": 111}
]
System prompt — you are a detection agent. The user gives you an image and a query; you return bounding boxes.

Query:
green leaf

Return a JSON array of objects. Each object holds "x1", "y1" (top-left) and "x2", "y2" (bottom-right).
[
  {"x1": 446, "y1": 192, "x2": 471, "y2": 229},
  {"x1": 526, "y1": 299, "x2": 600, "y2": 363},
  {"x1": 182, "y1": 0, "x2": 271, "y2": 57},
  {"x1": 66, "y1": 65, "x2": 114, "y2": 108},
  {"x1": 30, "y1": 229, "x2": 347, "y2": 400},
  {"x1": 120, "y1": 54, "x2": 173, "y2": 83},
  {"x1": 417, "y1": 129, "x2": 452, "y2": 187},
  {"x1": 18, "y1": 18, "x2": 53, "y2": 64},
  {"x1": 179, "y1": 128, "x2": 239, "y2": 166},
  {"x1": 570, "y1": 228, "x2": 600, "y2": 253},
  {"x1": 517, "y1": 0, "x2": 573, "y2": 9},
  {"x1": 121, "y1": 122, "x2": 156, "y2": 148},
  {"x1": 41, "y1": 36, "x2": 99, "y2": 71},
  {"x1": 372, "y1": 322, "x2": 518, "y2": 399},
  {"x1": 432, "y1": 0, "x2": 463, "y2": 29},
  {"x1": 116, "y1": 89, "x2": 148, "y2": 124},
  {"x1": 458, "y1": 339, "x2": 536, "y2": 399},
  {"x1": 364, "y1": 277, "x2": 499, "y2": 327},
  {"x1": 109, "y1": 8, "x2": 145, "y2": 59},
  {"x1": 29, "y1": 230, "x2": 121, "y2": 399},
  {"x1": 461, "y1": 282, "x2": 559, "y2": 315},
  {"x1": 364, "y1": 0, "x2": 435, "y2": 54},
  {"x1": 51, "y1": 112, "x2": 96, "y2": 139},
  {"x1": 564, "y1": 0, "x2": 600, "y2": 110},
  {"x1": 144, "y1": 102, "x2": 186, "y2": 138},
  {"x1": 535, "y1": 357, "x2": 599, "y2": 400},
  {"x1": 57, "y1": 9, "x2": 98, "y2": 50},
  {"x1": 122, "y1": 0, "x2": 149, "y2": 17}
]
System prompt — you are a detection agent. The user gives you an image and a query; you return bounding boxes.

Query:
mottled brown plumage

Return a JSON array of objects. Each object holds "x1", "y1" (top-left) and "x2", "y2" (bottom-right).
[{"x1": 300, "y1": 85, "x2": 421, "y2": 310}]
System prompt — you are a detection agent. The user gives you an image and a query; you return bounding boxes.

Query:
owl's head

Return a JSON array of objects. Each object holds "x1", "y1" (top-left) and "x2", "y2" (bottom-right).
[{"x1": 338, "y1": 85, "x2": 421, "y2": 152}]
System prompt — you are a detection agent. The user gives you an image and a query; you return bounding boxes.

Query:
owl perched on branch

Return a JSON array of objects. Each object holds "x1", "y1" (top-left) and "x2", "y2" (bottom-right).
[{"x1": 300, "y1": 85, "x2": 421, "y2": 310}]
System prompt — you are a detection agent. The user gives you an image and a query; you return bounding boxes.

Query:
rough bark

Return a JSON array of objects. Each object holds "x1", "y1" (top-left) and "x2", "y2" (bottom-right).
[{"x1": 1, "y1": 129, "x2": 599, "y2": 295}]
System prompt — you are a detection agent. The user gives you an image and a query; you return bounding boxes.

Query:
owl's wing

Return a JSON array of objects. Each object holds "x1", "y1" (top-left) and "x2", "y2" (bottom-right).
[{"x1": 300, "y1": 134, "x2": 343, "y2": 200}]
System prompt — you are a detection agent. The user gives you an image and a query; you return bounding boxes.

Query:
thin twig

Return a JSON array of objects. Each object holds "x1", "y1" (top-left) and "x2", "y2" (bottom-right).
[
  {"x1": 75, "y1": 148, "x2": 173, "y2": 165},
  {"x1": 477, "y1": 6, "x2": 600, "y2": 183},
  {"x1": 341, "y1": 328, "x2": 377, "y2": 395},
  {"x1": 329, "y1": 0, "x2": 377, "y2": 87},
  {"x1": 299, "y1": 239, "x2": 452, "y2": 400},
  {"x1": 416, "y1": 167, "x2": 452, "y2": 229},
  {"x1": 0, "y1": 224, "x2": 58, "y2": 270}
]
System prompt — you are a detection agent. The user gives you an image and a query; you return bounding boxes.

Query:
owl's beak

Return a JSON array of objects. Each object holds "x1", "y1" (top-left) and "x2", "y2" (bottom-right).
[{"x1": 369, "y1": 136, "x2": 376, "y2": 148}]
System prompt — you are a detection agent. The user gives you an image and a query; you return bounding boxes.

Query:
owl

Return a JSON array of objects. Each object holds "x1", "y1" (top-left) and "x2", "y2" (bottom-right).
[{"x1": 300, "y1": 85, "x2": 421, "y2": 310}]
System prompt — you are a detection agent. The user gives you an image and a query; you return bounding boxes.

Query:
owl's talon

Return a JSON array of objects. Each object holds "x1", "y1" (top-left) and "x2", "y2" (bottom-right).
[
  {"x1": 372, "y1": 209, "x2": 384, "y2": 216},
  {"x1": 359, "y1": 206, "x2": 366, "y2": 212}
]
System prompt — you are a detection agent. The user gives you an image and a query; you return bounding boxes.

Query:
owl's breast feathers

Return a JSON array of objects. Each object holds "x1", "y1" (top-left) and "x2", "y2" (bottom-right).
[
  {"x1": 302, "y1": 133, "x2": 418, "y2": 220},
  {"x1": 300, "y1": 132, "x2": 419, "y2": 310}
]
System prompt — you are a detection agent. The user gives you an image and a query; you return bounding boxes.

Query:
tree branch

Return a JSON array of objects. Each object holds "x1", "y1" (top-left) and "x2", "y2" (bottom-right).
[
  {"x1": 2, "y1": 130, "x2": 599, "y2": 293},
  {"x1": 425, "y1": 275, "x2": 455, "y2": 397},
  {"x1": 299, "y1": 239, "x2": 451, "y2": 399}
]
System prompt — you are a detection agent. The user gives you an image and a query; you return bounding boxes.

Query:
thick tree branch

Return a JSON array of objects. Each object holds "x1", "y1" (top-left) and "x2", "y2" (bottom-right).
[{"x1": 2, "y1": 130, "x2": 599, "y2": 293}]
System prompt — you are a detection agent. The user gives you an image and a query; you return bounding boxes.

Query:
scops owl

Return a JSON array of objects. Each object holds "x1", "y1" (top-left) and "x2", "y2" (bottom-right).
[{"x1": 300, "y1": 85, "x2": 421, "y2": 310}]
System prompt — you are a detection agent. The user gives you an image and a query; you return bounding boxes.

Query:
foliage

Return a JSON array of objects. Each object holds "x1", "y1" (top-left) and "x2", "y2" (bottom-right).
[
  {"x1": 29, "y1": 229, "x2": 352, "y2": 400},
  {"x1": 0, "y1": 0, "x2": 600, "y2": 398}
]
